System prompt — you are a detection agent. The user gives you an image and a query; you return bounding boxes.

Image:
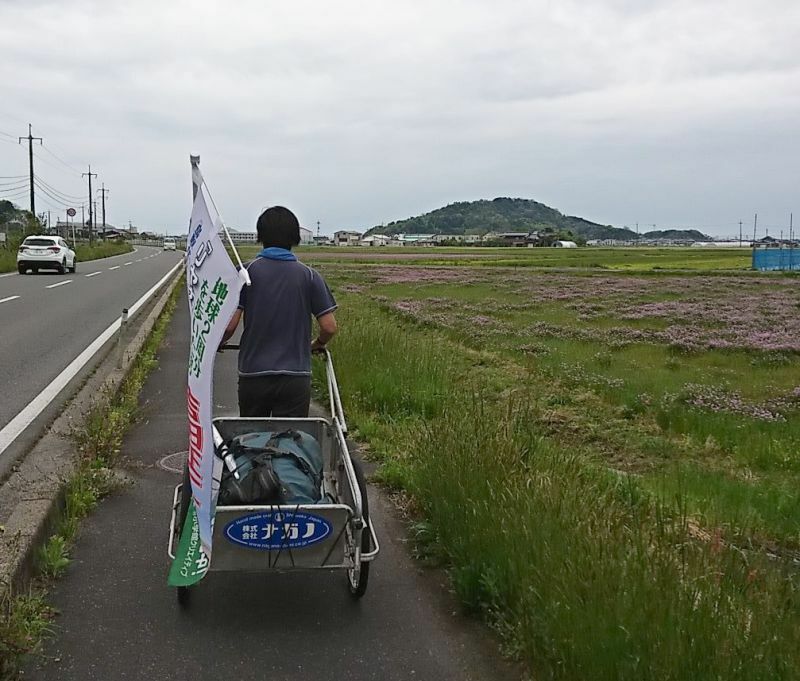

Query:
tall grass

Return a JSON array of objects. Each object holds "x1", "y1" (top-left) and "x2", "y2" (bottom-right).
[
  {"x1": 330, "y1": 297, "x2": 800, "y2": 680},
  {"x1": 414, "y1": 399, "x2": 799, "y2": 679}
]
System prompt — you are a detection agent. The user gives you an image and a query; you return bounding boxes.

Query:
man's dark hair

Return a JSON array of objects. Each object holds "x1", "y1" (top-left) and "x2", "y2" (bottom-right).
[{"x1": 256, "y1": 206, "x2": 300, "y2": 249}]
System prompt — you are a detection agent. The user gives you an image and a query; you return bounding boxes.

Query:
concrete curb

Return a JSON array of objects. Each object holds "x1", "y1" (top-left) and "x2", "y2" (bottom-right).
[{"x1": 0, "y1": 269, "x2": 183, "y2": 599}]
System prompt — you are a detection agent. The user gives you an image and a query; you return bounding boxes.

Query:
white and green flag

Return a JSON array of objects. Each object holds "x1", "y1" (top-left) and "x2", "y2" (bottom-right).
[{"x1": 169, "y1": 167, "x2": 245, "y2": 586}]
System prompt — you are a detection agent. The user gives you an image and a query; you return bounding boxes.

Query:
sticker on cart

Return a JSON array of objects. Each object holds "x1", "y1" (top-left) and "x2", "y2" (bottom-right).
[{"x1": 224, "y1": 511, "x2": 333, "y2": 550}]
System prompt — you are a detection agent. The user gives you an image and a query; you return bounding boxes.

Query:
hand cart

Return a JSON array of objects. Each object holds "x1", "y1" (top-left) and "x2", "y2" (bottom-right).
[{"x1": 168, "y1": 349, "x2": 379, "y2": 605}]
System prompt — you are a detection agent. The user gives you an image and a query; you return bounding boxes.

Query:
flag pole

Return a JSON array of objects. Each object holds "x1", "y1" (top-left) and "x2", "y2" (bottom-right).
[{"x1": 188, "y1": 156, "x2": 251, "y2": 286}]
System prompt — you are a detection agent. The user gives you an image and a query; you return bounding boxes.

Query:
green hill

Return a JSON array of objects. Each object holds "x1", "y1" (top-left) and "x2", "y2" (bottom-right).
[{"x1": 367, "y1": 198, "x2": 708, "y2": 242}]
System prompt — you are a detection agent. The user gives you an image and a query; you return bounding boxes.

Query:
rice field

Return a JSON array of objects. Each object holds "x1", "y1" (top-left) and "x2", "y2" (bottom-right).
[{"x1": 296, "y1": 247, "x2": 800, "y2": 680}]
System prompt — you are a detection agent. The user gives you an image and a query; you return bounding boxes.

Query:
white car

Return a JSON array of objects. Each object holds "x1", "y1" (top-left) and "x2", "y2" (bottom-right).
[
  {"x1": 163, "y1": 239, "x2": 176, "y2": 251},
  {"x1": 17, "y1": 235, "x2": 76, "y2": 274}
]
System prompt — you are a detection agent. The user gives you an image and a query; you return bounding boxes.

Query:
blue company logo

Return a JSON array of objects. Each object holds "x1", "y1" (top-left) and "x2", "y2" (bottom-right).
[{"x1": 224, "y1": 511, "x2": 332, "y2": 551}]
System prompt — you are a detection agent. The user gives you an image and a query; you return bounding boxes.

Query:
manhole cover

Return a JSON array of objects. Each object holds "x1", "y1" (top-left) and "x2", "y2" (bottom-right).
[{"x1": 158, "y1": 451, "x2": 187, "y2": 474}]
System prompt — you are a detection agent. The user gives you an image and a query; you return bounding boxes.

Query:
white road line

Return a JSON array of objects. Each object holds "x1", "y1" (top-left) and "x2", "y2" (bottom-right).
[
  {"x1": 109, "y1": 266, "x2": 120, "y2": 270},
  {"x1": 0, "y1": 272, "x2": 17, "y2": 278},
  {"x1": 0, "y1": 261, "x2": 182, "y2": 458},
  {"x1": 85, "y1": 272, "x2": 101, "y2": 278},
  {"x1": 0, "y1": 295, "x2": 20, "y2": 304},
  {"x1": 46, "y1": 280, "x2": 72, "y2": 289},
  {"x1": 124, "y1": 262, "x2": 133, "y2": 266}
]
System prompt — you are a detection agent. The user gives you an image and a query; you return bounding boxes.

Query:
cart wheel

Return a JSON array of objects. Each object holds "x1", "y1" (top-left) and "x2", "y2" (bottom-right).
[
  {"x1": 347, "y1": 456, "x2": 371, "y2": 599},
  {"x1": 177, "y1": 586, "x2": 190, "y2": 606},
  {"x1": 176, "y1": 463, "x2": 193, "y2": 607}
]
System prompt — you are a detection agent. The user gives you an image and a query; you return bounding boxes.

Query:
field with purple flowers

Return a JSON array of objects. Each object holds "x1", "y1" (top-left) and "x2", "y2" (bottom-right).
[
  {"x1": 329, "y1": 264, "x2": 800, "y2": 541},
  {"x1": 297, "y1": 249, "x2": 800, "y2": 680}
]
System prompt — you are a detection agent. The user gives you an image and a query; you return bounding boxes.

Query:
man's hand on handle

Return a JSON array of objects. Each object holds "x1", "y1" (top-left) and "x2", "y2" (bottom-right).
[{"x1": 313, "y1": 312, "x2": 337, "y2": 354}]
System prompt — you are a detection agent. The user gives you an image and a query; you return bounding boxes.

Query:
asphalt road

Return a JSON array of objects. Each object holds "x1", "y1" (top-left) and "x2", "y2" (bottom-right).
[
  {"x1": 23, "y1": 296, "x2": 519, "y2": 681},
  {"x1": 0, "y1": 245, "x2": 183, "y2": 478}
]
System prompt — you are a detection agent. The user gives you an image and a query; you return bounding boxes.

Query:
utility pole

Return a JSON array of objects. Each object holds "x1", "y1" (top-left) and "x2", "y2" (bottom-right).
[
  {"x1": 18, "y1": 124, "x2": 42, "y2": 219},
  {"x1": 82, "y1": 166, "x2": 97, "y2": 245},
  {"x1": 97, "y1": 185, "x2": 109, "y2": 238},
  {"x1": 752, "y1": 213, "x2": 758, "y2": 245},
  {"x1": 317, "y1": 220, "x2": 320, "y2": 237},
  {"x1": 738, "y1": 220, "x2": 743, "y2": 247}
]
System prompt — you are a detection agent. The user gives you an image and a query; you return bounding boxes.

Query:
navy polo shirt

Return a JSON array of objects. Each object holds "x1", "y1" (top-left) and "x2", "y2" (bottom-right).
[{"x1": 237, "y1": 256, "x2": 337, "y2": 377}]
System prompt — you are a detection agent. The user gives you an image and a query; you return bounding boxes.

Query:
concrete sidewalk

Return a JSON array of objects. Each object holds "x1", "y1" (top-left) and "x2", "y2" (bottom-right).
[{"x1": 24, "y1": 293, "x2": 519, "y2": 681}]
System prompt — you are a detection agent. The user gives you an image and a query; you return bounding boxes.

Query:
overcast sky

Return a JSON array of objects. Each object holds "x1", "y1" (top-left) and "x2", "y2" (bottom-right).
[{"x1": 1, "y1": 0, "x2": 798, "y2": 237}]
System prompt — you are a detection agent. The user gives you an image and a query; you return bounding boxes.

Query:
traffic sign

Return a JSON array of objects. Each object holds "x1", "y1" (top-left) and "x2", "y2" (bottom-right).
[{"x1": 67, "y1": 207, "x2": 76, "y2": 217}]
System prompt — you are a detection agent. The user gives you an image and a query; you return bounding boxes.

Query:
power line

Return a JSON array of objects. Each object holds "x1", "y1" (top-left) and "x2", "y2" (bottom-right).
[
  {"x1": 33, "y1": 179, "x2": 74, "y2": 207},
  {"x1": 33, "y1": 191, "x2": 70, "y2": 213},
  {"x1": 0, "y1": 178, "x2": 29, "y2": 189},
  {"x1": 0, "y1": 110, "x2": 29, "y2": 127},
  {"x1": 34, "y1": 174, "x2": 85, "y2": 202},
  {"x1": 0, "y1": 189, "x2": 32, "y2": 202},
  {"x1": 43, "y1": 137, "x2": 86, "y2": 171},
  {"x1": 39, "y1": 143, "x2": 83, "y2": 176},
  {"x1": 0, "y1": 186, "x2": 29, "y2": 197},
  {"x1": 0, "y1": 174, "x2": 26, "y2": 180},
  {"x1": 32, "y1": 148, "x2": 81, "y2": 179}
]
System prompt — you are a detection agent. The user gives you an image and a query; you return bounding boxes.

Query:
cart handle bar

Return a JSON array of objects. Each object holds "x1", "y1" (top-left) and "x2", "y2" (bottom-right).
[{"x1": 217, "y1": 345, "x2": 347, "y2": 434}]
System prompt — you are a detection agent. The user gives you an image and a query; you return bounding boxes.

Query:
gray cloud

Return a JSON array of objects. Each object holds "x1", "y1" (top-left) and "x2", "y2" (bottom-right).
[{"x1": 0, "y1": 0, "x2": 798, "y2": 236}]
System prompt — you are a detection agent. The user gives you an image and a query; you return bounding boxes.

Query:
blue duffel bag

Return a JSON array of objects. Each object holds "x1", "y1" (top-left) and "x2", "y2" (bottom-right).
[{"x1": 218, "y1": 430, "x2": 324, "y2": 506}]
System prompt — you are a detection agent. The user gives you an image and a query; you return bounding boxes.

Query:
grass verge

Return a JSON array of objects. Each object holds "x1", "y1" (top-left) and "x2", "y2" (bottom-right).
[
  {"x1": 73, "y1": 241, "x2": 133, "y2": 263},
  {"x1": 0, "y1": 277, "x2": 181, "y2": 679},
  {"x1": 325, "y1": 295, "x2": 800, "y2": 680}
]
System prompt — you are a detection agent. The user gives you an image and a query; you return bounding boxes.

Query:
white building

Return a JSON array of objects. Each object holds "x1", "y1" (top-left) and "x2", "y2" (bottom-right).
[
  {"x1": 221, "y1": 227, "x2": 257, "y2": 243},
  {"x1": 396, "y1": 233, "x2": 436, "y2": 245},
  {"x1": 360, "y1": 234, "x2": 392, "y2": 246},
  {"x1": 299, "y1": 227, "x2": 314, "y2": 245},
  {"x1": 553, "y1": 240, "x2": 578, "y2": 248}
]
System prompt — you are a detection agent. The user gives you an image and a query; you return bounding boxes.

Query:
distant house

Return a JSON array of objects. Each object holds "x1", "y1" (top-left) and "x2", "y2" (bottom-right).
[
  {"x1": 753, "y1": 236, "x2": 782, "y2": 248},
  {"x1": 313, "y1": 235, "x2": 332, "y2": 246},
  {"x1": 102, "y1": 227, "x2": 128, "y2": 240},
  {"x1": 496, "y1": 232, "x2": 529, "y2": 247},
  {"x1": 334, "y1": 230, "x2": 362, "y2": 246},
  {"x1": 432, "y1": 234, "x2": 479, "y2": 244},
  {"x1": 553, "y1": 240, "x2": 578, "y2": 248}
]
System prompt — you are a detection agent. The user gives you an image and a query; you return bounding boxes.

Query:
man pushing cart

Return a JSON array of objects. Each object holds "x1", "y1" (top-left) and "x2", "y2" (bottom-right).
[{"x1": 167, "y1": 158, "x2": 378, "y2": 605}]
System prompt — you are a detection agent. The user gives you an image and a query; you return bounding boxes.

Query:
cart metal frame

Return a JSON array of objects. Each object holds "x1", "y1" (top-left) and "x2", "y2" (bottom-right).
[{"x1": 167, "y1": 350, "x2": 379, "y2": 599}]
